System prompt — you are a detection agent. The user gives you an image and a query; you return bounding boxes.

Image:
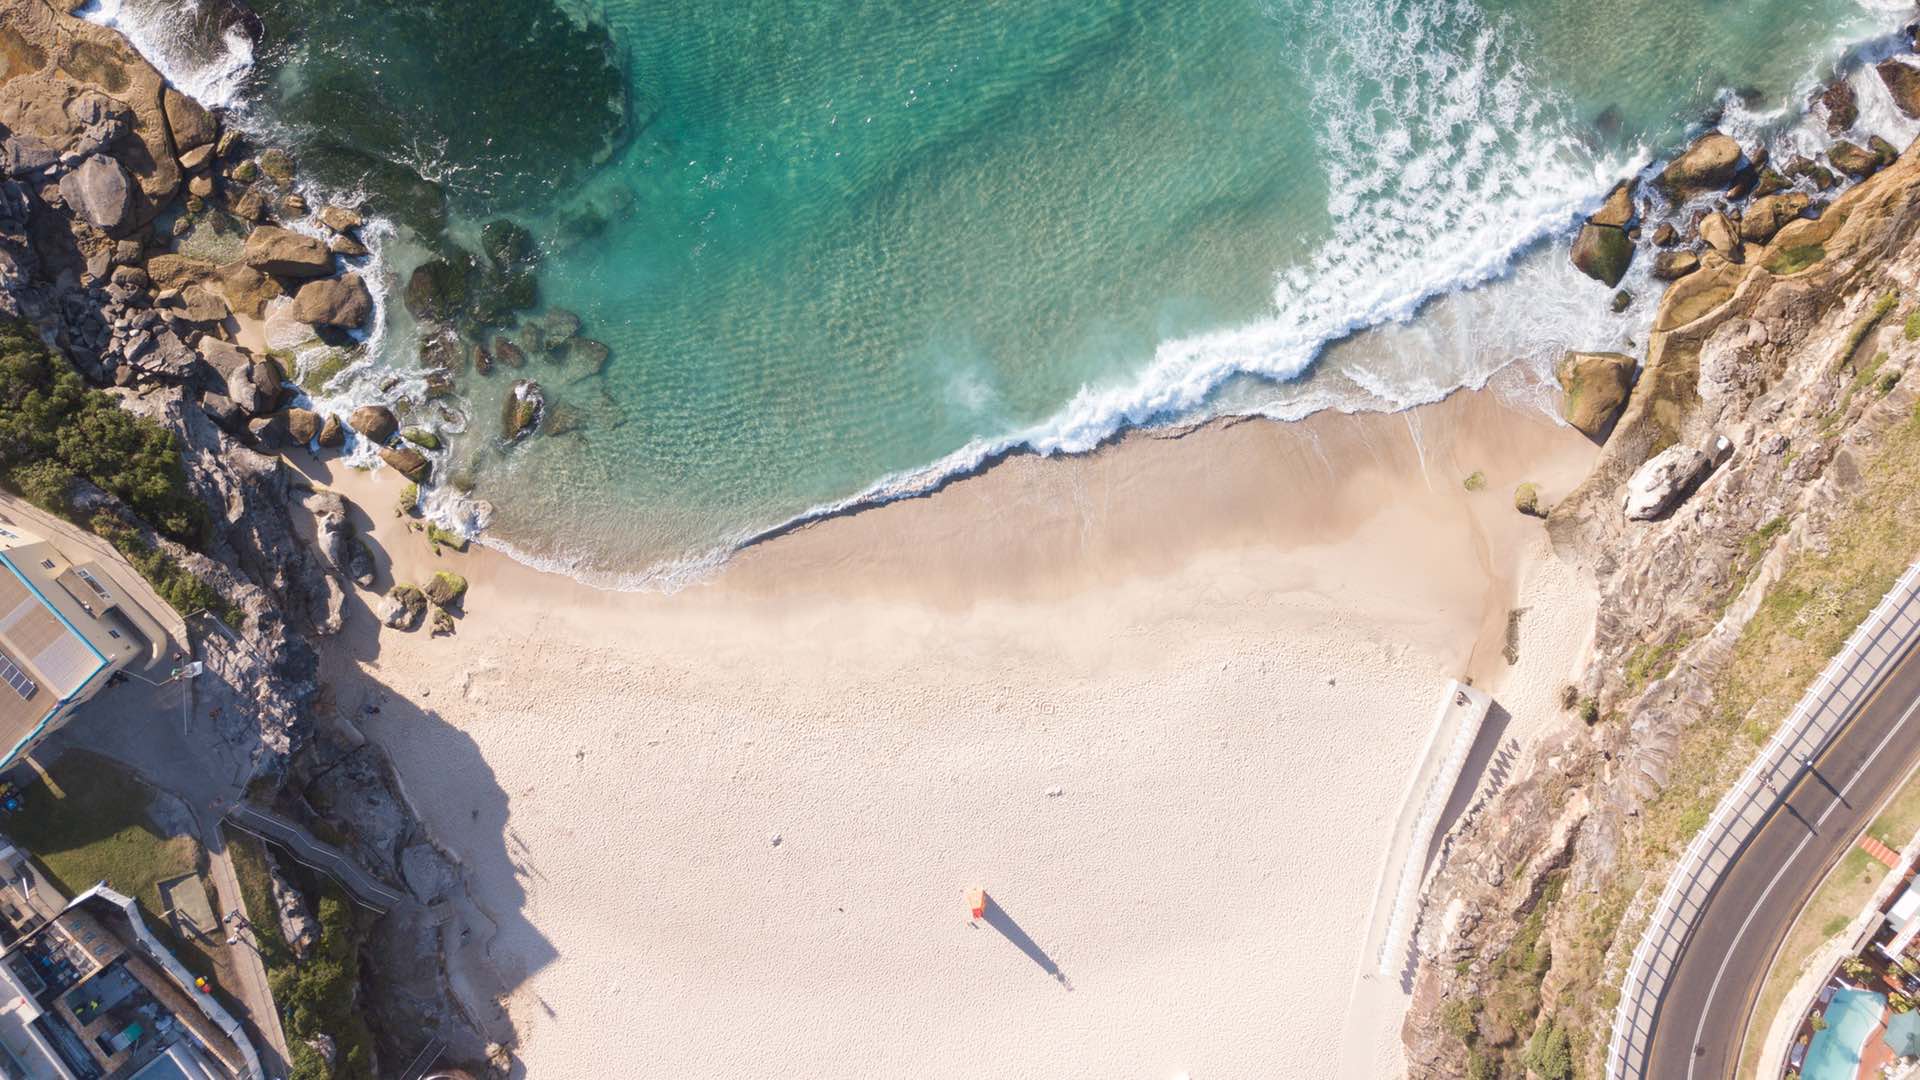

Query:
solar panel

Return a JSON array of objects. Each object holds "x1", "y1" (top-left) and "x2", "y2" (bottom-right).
[{"x1": 0, "y1": 652, "x2": 35, "y2": 700}]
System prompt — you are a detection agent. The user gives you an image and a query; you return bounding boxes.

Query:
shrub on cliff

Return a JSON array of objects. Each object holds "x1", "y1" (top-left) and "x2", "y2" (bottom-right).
[{"x1": 0, "y1": 320, "x2": 202, "y2": 539}]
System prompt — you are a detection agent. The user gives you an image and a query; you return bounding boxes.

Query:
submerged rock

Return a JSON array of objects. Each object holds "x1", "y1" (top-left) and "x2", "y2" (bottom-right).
[
  {"x1": 492, "y1": 336, "x2": 526, "y2": 369},
  {"x1": 1814, "y1": 78, "x2": 1859, "y2": 133},
  {"x1": 1556, "y1": 351, "x2": 1635, "y2": 442},
  {"x1": 568, "y1": 337, "x2": 612, "y2": 376},
  {"x1": 404, "y1": 256, "x2": 473, "y2": 321},
  {"x1": 502, "y1": 379, "x2": 544, "y2": 442},
  {"x1": 1623, "y1": 444, "x2": 1713, "y2": 521}
]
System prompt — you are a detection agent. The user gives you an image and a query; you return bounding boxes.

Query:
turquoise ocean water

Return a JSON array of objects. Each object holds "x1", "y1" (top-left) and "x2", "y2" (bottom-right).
[{"x1": 81, "y1": 0, "x2": 1919, "y2": 583}]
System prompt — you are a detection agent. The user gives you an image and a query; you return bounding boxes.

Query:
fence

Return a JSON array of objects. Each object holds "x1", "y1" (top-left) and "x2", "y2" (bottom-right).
[{"x1": 1606, "y1": 560, "x2": 1920, "y2": 1077}]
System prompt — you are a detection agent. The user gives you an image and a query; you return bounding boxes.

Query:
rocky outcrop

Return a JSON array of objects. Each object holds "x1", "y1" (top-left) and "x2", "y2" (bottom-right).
[
  {"x1": 0, "y1": 2, "x2": 494, "y2": 1070},
  {"x1": 1815, "y1": 78, "x2": 1860, "y2": 133},
  {"x1": 1406, "y1": 134, "x2": 1920, "y2": 1080},
  {"x1": 266, "y1": 849, "x2": 318, "y2": 960},
  {"x1": 1556, "y1": 351, "x2": 1635, "y2": 441}
]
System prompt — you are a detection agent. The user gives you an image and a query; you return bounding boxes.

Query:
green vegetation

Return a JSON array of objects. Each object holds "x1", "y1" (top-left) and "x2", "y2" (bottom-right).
[
  {"x1": 1834, "y1": 291, "x2": 1898, "y2": 373},
  {"x1": 395, "y1": 482, "x2": 418, "y2": 517},
  {"x1": 231, "y1": 832, "x2": 375, "y2": 1080},
  {"x1": 1579, "y1": 697, "x2": 1600, "y2": 726},
  {"x1": 5, "y1": 751, "x2": 198, "y2": 924},
  {"x1": 1463, "y1": 470, "x2": 1487, "y2": 492},
  {"x1": 1763, "y1": 244, "x2": 1826, "y2": 276},
  {"x1": 1842, "y1": 956, "x2": 1872, "y2": 981},
  {"x1": 1624, "y1": 632, "x2": 1694, "y2": 695},
  {"x1": 425, "y1": 522, "x2": 465, "y2": 552},
  {"x1": 0, "y1": 320, "x2": 203, "y2": 538},
  {"x1": 1524, "y1": 1017, "x2": 1574, "y2": 1080},
  {"x1": 90, "y1": 513, "x2": 244, "y2": 629},
  {"x1": 1445, "y1": 873, "x2": 1571, "y2": 1076},
  {"x1": 1905, "y1": 307, "x2": 1920, "y2": 342}
]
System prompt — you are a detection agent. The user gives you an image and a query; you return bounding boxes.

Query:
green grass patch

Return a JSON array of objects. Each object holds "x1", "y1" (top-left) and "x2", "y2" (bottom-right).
[
  {"x1": 1834, "y1": 291, "x2": 1898, "y2": 373},
  {"x1": 1906, "y1": 307, "x2": 1920, "y2": 342},
  {"x1": 1624, "y1": 633, "x2": 1694, "y2": 694},
  {"x1": 90, "y1": 512, "x2": 245, "y2": 629},
  {"x1": 7, "y1": 751, "x2": 198, "y2": 923}
]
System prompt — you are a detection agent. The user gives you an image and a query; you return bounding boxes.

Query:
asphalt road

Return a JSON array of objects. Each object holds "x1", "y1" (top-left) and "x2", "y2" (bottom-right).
[{"x1": 1643, "y1": 637, "x2": 1920, "y2": 1079}]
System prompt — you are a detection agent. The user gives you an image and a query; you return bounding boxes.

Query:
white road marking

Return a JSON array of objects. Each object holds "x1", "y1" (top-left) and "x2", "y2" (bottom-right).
[{"x1": 1685, "y1": 688, "x2": 1920, "y2": 1079}]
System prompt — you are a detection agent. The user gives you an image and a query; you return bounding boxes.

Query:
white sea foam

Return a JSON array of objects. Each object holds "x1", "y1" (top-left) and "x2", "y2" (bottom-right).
[{"x1": 75, "y1": 0, "x2": 254, "y2": 108}]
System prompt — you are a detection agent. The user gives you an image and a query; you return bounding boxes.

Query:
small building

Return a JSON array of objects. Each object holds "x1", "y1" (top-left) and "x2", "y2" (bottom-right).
[
  {"x1": 0, "y1": 525, "x2": 169, "y2": 769},
  {"x1": 0, "y1": 884, "x2": 259, "y2": 1079}
]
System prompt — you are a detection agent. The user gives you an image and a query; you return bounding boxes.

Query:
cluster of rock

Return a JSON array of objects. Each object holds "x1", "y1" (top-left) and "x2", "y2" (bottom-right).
[
  {"x1": 405, "y1": 222, "x2": 609, "y2": 444},
  {"x1": 1570, "y1": 55, "x2": 1920, "y2": 305},
  {"x1": 0, "y1": 4, "x2": 494, "y2": 1070},
  {"x1": 1405, "y1": 87, "x2": 1920, "y2": 1077}
]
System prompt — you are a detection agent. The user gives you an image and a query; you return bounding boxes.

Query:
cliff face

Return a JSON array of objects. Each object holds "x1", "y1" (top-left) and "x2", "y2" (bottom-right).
[{"x1": 1403, "y1": 141, "x2": 1920, "y2": 1074}]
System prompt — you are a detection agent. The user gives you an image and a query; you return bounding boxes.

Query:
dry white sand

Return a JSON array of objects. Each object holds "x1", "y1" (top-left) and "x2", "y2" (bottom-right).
[{"x1": 302, "y1": 374, "x2": 1600, "y2": 1079}]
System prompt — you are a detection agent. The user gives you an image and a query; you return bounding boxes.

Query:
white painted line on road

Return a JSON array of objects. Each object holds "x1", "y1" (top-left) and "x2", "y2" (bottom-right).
[{"x1": 1686, "y1": 687, "x2": 1920, "y2": 1079}]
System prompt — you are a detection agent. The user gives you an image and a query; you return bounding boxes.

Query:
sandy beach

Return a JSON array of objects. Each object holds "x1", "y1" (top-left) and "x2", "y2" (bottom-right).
[{"x1": 295, "y1": 371, "x2": 1600, "y2": 1079}]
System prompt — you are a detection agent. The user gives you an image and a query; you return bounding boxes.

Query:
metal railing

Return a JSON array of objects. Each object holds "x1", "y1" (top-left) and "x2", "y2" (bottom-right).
[
  {"x1": 223, "y1": 806, "x2": 406, "y2": 912},
  {"x1": 1607, "y1": 559, "x2": 1920, "y2": 1078}
]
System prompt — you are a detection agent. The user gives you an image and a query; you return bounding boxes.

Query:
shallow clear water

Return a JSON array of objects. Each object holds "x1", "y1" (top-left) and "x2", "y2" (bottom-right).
[
  {"x1": 83, "y1": 0, "x2": 1914, "y2": 582},
  {"x1": 1803, "y1": 987, "x2": 1885, "y2": 1080}
]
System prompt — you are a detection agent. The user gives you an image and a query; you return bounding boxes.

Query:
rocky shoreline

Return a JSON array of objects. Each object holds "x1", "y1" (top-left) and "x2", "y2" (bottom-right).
[
  {"x1": 0, "y1": 0, "x2": 504, "y2": 1073},
  {"x1": 1404, "y1": 34, "x2": 1920, "y2": 1080}
]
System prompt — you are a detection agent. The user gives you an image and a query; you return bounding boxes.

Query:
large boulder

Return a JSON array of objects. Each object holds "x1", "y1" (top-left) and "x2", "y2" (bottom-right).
[
  {"x1": 1556, "y1": 352, "x2": 1635, "y2": 442},
  {"x1": 349, "y1": 405, "x2": 398, "y2": 443},
  {"x1": 163, "y1": 88, "x2": 217, "y2": 153},
  {"x1": 286, "y1": 407, "x2": 321, "y2": 444},
  {"x1": 378, "y1": 445, "x2": 431, "y2": 483},
  {"x1": 1830, "y1": 139, "x2": 1891, "y2": 179},
  {"x1": 215, "y1": 263, "x2": 284, "y2": 319},
  {"x1": 57, "y1": 155, "x2": 132, "y2": 232},
  {"x1": 249, "y1": 357, "x2": 287, "y2": 414},
  {"x1": 1814, "y1": 78, "x2": 1859, "y2": 133},
  {"x1": 243, "y1": 226, "x2": 333, "y2": 278},
  {"x1": 379, "y1": 584, "x2": 426, "y2": 630},
  {"x1": 502, "y1": 380, "x2": 544, "y2": 442},
  {"x1": 1623, "y1": 445, "x2": 1713, "y2": 521},
  {"x1": 1739, "y1": 192, "x2": 1811, "y2": 244},
  {"x1": 290, "y1": 274, "x2": 373, "y2": 330},
  {"x1": 1880, "y1": 60, "x2": 1920, "y2": 121},
  {"x1": 1657, "y1": 133, "x2": 1743, "y2": 198},
  {"x1": 317, "y1": 413, "x2": 345, "y2": 447},
  {"x1": 1570, "y1": 222, "x2": 1632, "y2": 287}
]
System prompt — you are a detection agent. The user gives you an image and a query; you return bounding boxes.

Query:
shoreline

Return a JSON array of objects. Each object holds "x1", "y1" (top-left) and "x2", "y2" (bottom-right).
[{"x1": 295, "y1": 365, "x2": 1601, "y2": 1078}]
